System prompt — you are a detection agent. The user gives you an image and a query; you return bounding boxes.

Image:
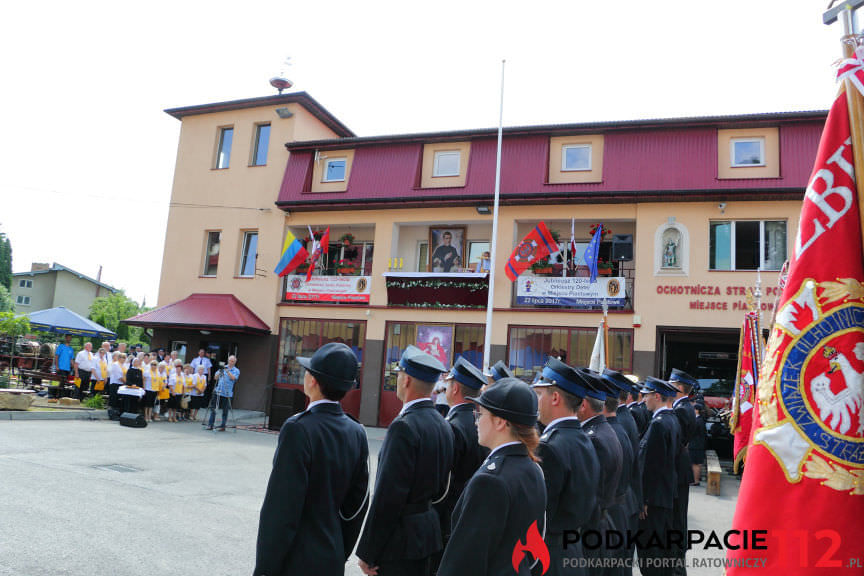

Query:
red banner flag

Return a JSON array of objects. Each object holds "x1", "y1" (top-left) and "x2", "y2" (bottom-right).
[
  {"x1": 505, "y1": 222, "x2": 559, "y2": 281},
  {"x1": 727, "y1": 93, "x2": 864, "y2": 573},
  {"x1": 305, "y1": 227, "x2": 330, "y2": 282},
  {"x1": 731, "y1": 311, "x2": 760, "y2": 472}
]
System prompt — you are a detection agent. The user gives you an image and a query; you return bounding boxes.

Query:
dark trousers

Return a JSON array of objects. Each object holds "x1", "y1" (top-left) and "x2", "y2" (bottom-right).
[
  {"x1": 77, "y1": 370, "x2": 91, "y2": 399},
  {"x1": 671, "y1": 487, "x2": 689, "y2": 575},
  {"x1": 108, "y1": 383, "x2": 121, "y2": 410},
  {"x1": 541, "y1": 531, "x2": 587, "y2": 576},
  {"x1": 377, "y1": 558, "x2": 430, "y2": 576},
  {"x1": 208, "y1": 395, "x2": 231, "y2": 428},
  {"x1": 636, "y1": 506, "x2": 675, "y2": 576}
]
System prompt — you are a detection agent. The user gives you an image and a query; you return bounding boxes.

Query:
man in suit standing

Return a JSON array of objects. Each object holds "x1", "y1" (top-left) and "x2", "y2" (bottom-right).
[
  {"x1": 575, "y1": 368, "x2": 623, "y2": 575},
  {"x1": 432, "y1": 357, "x2": 489, "y2": 572},
  {"x1": 254, "y1": 343, "x2": 369, "y2": 576},
  {"x1": 532, "y1": 358, "x2": 600, "y2": 576},
  {"x1": 357, "y1": 346, "x2": 454, "y2": 576},
  {"x1": 636, "y1": 378, "x2": 681, "y2": 576},
  {"x1": 669, "y1": 369, "x2": 697, "y2": 575}
]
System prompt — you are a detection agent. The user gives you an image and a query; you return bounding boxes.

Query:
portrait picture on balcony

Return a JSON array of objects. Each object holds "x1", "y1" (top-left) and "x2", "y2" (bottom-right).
[
  {"x1": 428, "y1": 226, "x2": 466, "y2": 273},
  {"x1": 416, "y1": 324, "x2": 453, "y2": 368}
]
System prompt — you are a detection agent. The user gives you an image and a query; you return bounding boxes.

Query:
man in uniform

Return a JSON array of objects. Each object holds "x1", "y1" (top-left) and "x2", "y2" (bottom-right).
[
  {"x1": 668, "y1": 369, "x2": 697, "y2": 575},
  {"x1": 636, "y1": 377, "x2": 681, "y2": 576},
  {"x1": 254, "y1": 343, "x2": 369, "y2": 576},
  {"x1": 532, "y1": 358, "x2": 600, "y2": 576},
  {"x1": 431, "y1": 357, "x2": 489, "y2": 573},
  {"x1": 357, "y1": 346, "x2": 454, "y2": 576},
  {"x1": 575, "y1": 367, "x2": 623, "y2": 574},
  {"x1": 626, "y1": 384, "x2": 649, "y2": 437},
  {"x1": 601, "y1": 369, "x2": 643, "y2": 575}
]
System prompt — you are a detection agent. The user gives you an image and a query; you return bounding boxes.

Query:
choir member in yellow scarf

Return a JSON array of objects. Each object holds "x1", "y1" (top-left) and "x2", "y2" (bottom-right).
[
  {"x1": 93, "y1": 349, "x2": 109, "y2": 393},
  {"x1": 156, "y1": 362, "x2": 170, "y2": 420},
  {"x1": 190, "y1": 365, "x2": 207, "y2": 421},
  {"x1": 143, "y1": 360, "x2": 158, "y2": 422}
]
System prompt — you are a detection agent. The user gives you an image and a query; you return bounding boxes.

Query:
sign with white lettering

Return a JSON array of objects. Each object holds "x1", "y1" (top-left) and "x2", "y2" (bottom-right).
[
  {"x1": 516, "y1": 276, "x2": 626, "y2": 307},
  {"x1": 285, "y1": 275, "x2": 371, "y2": 303}
]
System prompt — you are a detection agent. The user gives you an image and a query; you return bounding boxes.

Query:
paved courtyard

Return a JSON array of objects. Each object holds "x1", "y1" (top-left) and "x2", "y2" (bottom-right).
[{"x1": 0, "y1": 418, "x2": 738, "y2": 575}]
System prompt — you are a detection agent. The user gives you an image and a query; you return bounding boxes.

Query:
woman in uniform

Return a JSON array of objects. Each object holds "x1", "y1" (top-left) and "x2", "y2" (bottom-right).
[{"x1": 438, "y1": 377, "x2": 547, "y2": 576}]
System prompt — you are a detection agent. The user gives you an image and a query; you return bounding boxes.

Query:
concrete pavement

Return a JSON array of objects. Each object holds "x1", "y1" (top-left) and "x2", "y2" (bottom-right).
[{"x1": 0, "y1": 419, "x2": 735, "y2": 575}]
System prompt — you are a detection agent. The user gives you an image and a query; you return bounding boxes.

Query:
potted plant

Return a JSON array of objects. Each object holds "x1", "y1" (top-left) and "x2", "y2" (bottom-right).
[
  {"x1": 336, "y1": 259, "x2": 357, "y2": 275},
  {"x1": 588, "y1": 223, "x2": 612, "y2": 240},
  {"x1": 531, "y1": 258, "x2": 553, "y2": 275},
  {"x1": 339, "y1": 233, "x2": 355, "y2": 247},
  {"x1": 597, "y1": 258, "x2": 614, "y2": 276}
]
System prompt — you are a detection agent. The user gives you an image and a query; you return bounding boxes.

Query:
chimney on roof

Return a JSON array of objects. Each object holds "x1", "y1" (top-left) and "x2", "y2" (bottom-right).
[{"x1": 31, "y1": 262, "x2": 49, "y2": 271}]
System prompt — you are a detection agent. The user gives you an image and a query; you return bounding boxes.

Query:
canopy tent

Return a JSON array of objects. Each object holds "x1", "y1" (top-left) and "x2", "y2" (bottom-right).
[{"x1": 24, "y1": 306, "x2": 116, "y2": 339}]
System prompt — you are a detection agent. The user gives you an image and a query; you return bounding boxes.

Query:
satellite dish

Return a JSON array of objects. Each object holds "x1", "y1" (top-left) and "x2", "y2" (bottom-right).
[{"x1": 269, "y1": 77, "x2": 293, "y2": 94}]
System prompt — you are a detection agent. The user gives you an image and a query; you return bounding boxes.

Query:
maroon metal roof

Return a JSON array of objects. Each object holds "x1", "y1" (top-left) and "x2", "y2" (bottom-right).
[
  {"x1": 123, "y1": 294, "x2": 271, "y2": 334},
  {"x1": 164, "y1": 92, "x2": 354, "y2": 137},
  {"x1": 277, "y1": 113, "x2": 825, "y2": 210}
]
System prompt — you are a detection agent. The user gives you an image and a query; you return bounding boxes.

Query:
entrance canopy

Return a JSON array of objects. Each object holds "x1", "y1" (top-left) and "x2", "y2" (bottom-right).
[
  {"x1": 123, "y1": 294, "x2": 270, "y2": 335},
  {"x1": 25, "y1": 306, "x2": 116, "y2": 339}
]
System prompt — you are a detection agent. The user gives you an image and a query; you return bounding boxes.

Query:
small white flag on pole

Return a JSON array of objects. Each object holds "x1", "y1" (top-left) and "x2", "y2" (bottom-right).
[{"x1": 589, "y1": 321, "x2": 606, "y2": 372}]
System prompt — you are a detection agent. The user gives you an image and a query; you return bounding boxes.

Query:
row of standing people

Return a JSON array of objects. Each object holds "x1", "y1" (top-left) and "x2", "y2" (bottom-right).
[{"x1": 252, "y1": 342, "x2": 700, "y2": 576}]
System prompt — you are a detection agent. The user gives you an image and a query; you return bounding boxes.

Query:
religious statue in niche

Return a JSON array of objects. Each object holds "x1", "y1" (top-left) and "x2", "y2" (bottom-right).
[{"x1": 662, "y1": 227, "x2": 681, "y2": 268}]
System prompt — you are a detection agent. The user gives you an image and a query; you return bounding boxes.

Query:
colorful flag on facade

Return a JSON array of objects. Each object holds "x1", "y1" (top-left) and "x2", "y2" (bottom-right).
[
  {"x1": 505, "y1": 222, "x2": 559, "y2": 281},
  {"x1": 726, "y1": 89, "x2": 864, "y2": 573},
  {"x1": 305, "y1": 226, "x2": 330, "y2": 282},
  {"x1": 583, "y1": 224, "x2": 603, "y2": 283},
  {"x1": 730, "y1": 310, "x2": 760, "y2": 472},
  {"x1": 274, "y1": 229, "x2": 308, "y2": 277}
]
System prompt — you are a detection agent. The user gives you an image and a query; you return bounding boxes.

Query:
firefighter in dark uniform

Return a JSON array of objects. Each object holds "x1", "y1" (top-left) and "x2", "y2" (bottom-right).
[
  {"x1": 485, "y1": 359, "x2": 514, "y2": 390},
  {"x1": 438, "y1": 378, "x2": 547, "y2": 576},
  {"x1": 357, "y1": 346, "x2": 454, "y2": 576},
  {"x1": 636, "y1": 377, "x2": 681, "y2": 576},
  {"x1": 254, "y1": 343, "x2": 369, "y2": 576},
  {"x1": 531, "y1": 358, "x2": 600, "y2": 576},
  {"x1": 431, "y1": 357, "x2": 489, "y2": 573},
  {"x1": 574, "y1": 368, "x2": 623, "y2": 575},
  {"x1": 600, "y1": 370, "x2": 642, "y2": 576},
  {"x1": 630, "y1": 384, "x2": 651, "y2": 437},
  {"x1": 668, "y1": 369, "x2": 697, "y2": 575}
]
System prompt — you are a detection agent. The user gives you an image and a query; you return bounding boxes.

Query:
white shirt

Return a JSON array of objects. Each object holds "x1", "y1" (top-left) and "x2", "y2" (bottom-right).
[
  {"x1": 191, "y1": 356, "x2": 213, "y2": 374},
  {"x1": 75, "y1": 350, "x2": 95, "y2": 372},
  {"x1": 307, "y1": 399, "x2": 339, "y2": 412},
  {"x1": 93, "y1": 355, "x2": 110, "y2": 380},
  {"x1": 108, "y1": 362, "x2": 124, "y2": 385},
  {"x1": 399, "y1": 397, "x2": 430, "y2": 416},
  {"x1": 142, "y1": 369, "x2": 153, "y2": 391},
  {"x1": 190, "y1": 374, "x2": 207, "y2": 396},
  {"x1": 652, "y1": 406, "x2": 672, "y2": 417},
  {"x1": 543, "y1": 415, "x2": 581, "y2": 432}
]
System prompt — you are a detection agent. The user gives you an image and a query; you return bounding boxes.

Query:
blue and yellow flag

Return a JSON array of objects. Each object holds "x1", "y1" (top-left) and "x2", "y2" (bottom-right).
[{"x1": 274, "y1": 230, "x2": 308, "y2": 277}]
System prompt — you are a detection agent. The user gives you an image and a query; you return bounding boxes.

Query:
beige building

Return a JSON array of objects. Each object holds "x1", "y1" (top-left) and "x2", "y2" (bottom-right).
[
  {"x1": 135, "y1": 91, "x2": 823, "y2": 428},
  {"x1": 12, "y1": 262, "x2": 118, "y2": 317}
]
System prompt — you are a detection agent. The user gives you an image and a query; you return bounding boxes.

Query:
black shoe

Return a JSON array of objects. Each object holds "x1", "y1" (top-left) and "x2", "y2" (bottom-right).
[{"x1": 205, "y1": 426, "x2": 214, "y2": 431}]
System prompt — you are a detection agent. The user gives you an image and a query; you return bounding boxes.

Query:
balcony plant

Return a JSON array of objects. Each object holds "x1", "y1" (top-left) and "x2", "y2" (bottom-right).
[
  {"x1": 336, "y1": 259, "x2": 357, "y2": 275},
  {"x1": 588, "y1": 223, "x2": 612, "y2": 240},
  {"x1": 531, "y1": 258, "x2": 554, "y2": 275},
  {"x1": 339, "y1": 233, "x2": 355, "y2": 247},
  {"x1": 597, "y1": 258, "x2": 614, "y2": 275}
]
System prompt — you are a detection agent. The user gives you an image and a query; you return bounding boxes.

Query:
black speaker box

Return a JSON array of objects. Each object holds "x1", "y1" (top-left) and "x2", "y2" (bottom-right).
[
  {"x1": 119, "y1": 412, "x2": 147, "y2": 428},
  {"x1": 611, "y1": 234, "x2": 633, "y2": 261},
  {"x1": 107, "y1": 408, "x2": 122, "y2": 421}
]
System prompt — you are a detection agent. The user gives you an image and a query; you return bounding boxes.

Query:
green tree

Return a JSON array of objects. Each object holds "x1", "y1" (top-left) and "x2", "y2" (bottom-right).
[
  {"x1": 0, "y1": 231, "x2": 11, "y2": 290},
  {"x1": 89, "y1": 292, "x2": 149, "y2": 345},
  {"x1": 0, "y1": 284, "x2": 12, "y2": 312},
  {"x1": 0, "y1": 312, "x2": 29, "y2": 339}
]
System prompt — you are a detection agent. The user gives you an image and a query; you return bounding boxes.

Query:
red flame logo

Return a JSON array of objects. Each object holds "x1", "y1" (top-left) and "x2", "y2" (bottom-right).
[{"x1": 511, "y1": 520, "x2": 549, "y2": 574}]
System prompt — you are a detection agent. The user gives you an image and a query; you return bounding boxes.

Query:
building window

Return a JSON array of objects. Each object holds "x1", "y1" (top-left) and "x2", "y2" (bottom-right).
[
  {"x1": 322, "y1": 158, "x2": 347, "y2": 182},
  {"x1": 216, "y1": 127, "x2": 233, "y2": 169},
  {"x1": 239, "y1": 231, "x2": 259, "y2": 277},
  {"x1": 730, "y1": 137, "x2": 765, "y2": 167},
  {"x1": 276, "y1": 319, "x2": 366, "y2": 388},
  {"x1": 252, "y1": 124, "x2": 270, "y2": 166},
  {"x1": 432, "y1": 151, "x2": 461, "y2": 177},
  {"x1": 18, "y1": 279, "x2": 32, "y2": 288},
  {"x1": 561, "y1": 144, "x2": 592, "y2": 171},
  {"x1": 508, "y1": 325, "x2": 633, "y2": 380},
  {"x1": 16, "y1": 295, "x2": 31, "y2": 305},
  {"x1": 203, "y1": 231, "x2": 221, "y2": 276},
  {"x1": 709, "y1": 220, "x2": 786, "y2": 271}
]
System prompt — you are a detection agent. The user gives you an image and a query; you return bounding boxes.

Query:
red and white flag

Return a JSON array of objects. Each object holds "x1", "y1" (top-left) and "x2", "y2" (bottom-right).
[
  {"x1": 730, "y1": 310, "x2": 760, "y2": 472},
  {"x1": 505, "y1": 222, "x2": 559, "y2": 281},
  {"x1": 727, "y1": 88, "x2": 864, "y2": 573},
  {"x1": 305, "y1": 227, "x2": 330, "y2": 282}
]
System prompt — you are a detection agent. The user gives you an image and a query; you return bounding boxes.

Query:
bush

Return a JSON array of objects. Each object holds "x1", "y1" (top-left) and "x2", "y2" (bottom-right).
[{"x1": 84, "y1": 394, "x2": 106, "y2": 409}]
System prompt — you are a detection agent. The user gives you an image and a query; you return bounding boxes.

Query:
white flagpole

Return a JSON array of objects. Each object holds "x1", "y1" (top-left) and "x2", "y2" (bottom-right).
[{"x1": 483, "y1": 60, "x2": 506, "y2": 374}]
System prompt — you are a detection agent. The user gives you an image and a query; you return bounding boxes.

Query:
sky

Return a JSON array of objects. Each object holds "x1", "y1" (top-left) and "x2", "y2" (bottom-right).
[{"x1": 0, "y1": 0, "x2": 845, "y2": 307}]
